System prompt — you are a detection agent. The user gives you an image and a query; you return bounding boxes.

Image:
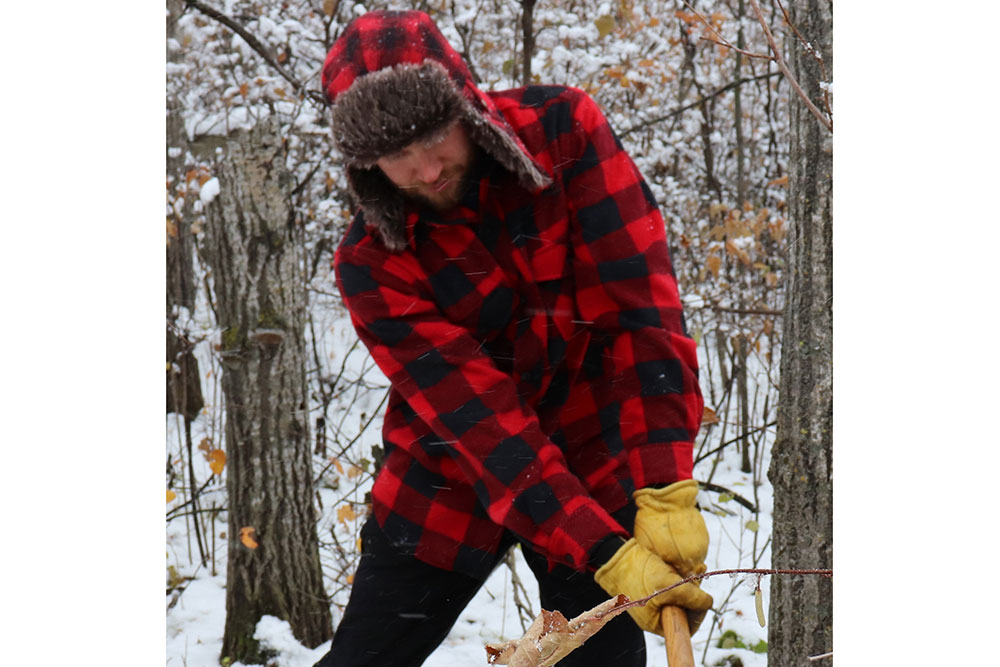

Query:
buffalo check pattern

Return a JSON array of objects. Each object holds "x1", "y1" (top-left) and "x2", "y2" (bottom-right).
[{"x1": 331, "y1": 15, "x2": 703, "y2": 577}]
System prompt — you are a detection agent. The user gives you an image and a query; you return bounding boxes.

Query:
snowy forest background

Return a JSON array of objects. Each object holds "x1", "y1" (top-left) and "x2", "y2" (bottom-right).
[
  {"x1": 167, "y1": 0, "x2": 798, "y2": 664},
  {"x1": 7, "y1": 2, "x2": 1000, "y2": 667}
]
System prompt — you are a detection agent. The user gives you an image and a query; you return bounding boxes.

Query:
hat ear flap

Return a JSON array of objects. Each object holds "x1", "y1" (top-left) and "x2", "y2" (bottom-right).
[
  {"x1": 463, "y1": 111, "x2": 552, "y2": 193},
  {"x1": 345, "y1": 165, "x2": 407, "y2": 252}
]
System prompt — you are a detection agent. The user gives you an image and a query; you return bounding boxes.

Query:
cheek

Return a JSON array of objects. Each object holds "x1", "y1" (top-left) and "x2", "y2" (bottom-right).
[
  {"x1": 376, "y1": 159, "x2": 412, "y2": 187},
  {"x1": 444, "y1": 135, "x2": 472, "y2": 168}
]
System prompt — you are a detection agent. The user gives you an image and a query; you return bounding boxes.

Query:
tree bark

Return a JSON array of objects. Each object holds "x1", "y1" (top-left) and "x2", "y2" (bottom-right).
[
  {"x1": 166, "y1": 0, "x2": 204, "y2": 421},
  {"x1": 166, "y1": 0, "x2": 198, "y2": 317},
  {"x1": 202, "y1": 118, "x2": 332, "y2": 664},
  {"x1": 521, "y1": 0, "x2": 537, "y2": 86},
  {"x1": 766, "y1": 0, "x2": 833, "y2": 664}
]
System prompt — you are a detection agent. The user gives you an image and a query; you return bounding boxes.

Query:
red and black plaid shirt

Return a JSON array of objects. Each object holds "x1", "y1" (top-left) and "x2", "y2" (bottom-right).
[{"x1": 330, "y1": 12, "x2": 703, "y2": 577}]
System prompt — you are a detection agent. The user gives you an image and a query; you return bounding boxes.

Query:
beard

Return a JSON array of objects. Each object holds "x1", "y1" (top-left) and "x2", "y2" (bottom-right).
[
  {"x1": 409, "y1": 170, "x2": 467, "y2": 210},
  {"x1": 401, "y1": 148, "x2": 485, "y2": 212}
]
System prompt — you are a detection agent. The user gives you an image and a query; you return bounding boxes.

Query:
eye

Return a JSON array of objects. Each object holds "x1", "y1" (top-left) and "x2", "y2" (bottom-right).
[
  {"x1": 421, "y1": 122, "x2": 457, "y2": 148},
  {"x1": 382, "y1": 148, "x2": 411, "y2": 164}
]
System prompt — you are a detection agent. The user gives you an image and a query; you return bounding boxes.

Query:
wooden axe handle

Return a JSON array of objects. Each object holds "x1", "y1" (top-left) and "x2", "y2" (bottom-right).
[{"x1": 661, "y1": 606, "x2": 695, "y2": 667}]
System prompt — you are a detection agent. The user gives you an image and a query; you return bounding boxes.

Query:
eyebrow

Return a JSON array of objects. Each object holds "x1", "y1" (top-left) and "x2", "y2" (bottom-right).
[{"x1": 381, "y1": 146, "x2": 414, "y2": 162}]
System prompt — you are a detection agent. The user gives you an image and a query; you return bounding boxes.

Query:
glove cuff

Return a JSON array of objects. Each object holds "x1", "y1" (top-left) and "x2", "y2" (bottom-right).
[
  {"x1": 594, "y1": 538, "x2": 639, "y2": 591},
  {"x1": 633, "y1": 479, "x2": 699, "y2": 512}
]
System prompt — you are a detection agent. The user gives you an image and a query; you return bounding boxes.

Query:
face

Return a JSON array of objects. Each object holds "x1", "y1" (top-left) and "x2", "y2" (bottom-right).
[{"x1": 376, "y1": 121, "x2": 476, "y2": 211}]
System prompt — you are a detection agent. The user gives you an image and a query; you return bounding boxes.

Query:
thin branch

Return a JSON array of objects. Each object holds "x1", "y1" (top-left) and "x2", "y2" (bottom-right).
[
  {"x1": 504, "y1": 549, "x2": 537, "y2": 632},
  {"x1": 773, "y1": 0, "x2": 833, "y2": 120},
  {"x1": 166, "y1": 475, "x2": 220, "y2": 520},
  {"x1": 775, "y1": 0, "x2": 825, "y2": 74},
  {"x1": 695, "y1": 420, "x2": 777, "y2": 465},
  {"x1": 598, "y1": 567, "x2": 833, "y2": 618},
  {"x1": 184, "y1": 0, "x2": 328, "y2": 109},
  {"x1": 677, "y1": 0, "x2": 831, "y2": 133},
  {"x1": 808, "y1": 652, "x2": 834, "y2": 662},
  {"x1": 698, "y1": 481, "x2": 758, "y2": 513},
  {"x1": 679, "y1": 0, "x2": 761, "y2": 56},
  {"x1": 313, "y1": 387, "x2": 391, "y2": 485},
  {"x1": 747, "y1": 0, "x2": 832, "y2": 132},
  {"x1": 621, "y1": 72, "x2": 781, "y2": 137},
  {"x1": 709, "y1": 304, "x2": 783, "y2": 316},
  {"x1": 168, "y1": 506, "x2": 229, "y2": 521},
  {"x1": 700, "y1": 35, "x2": 772, "y2": 60},
  {"x1": 290, "y1": 145, "x2": 335, "y2": 198}
]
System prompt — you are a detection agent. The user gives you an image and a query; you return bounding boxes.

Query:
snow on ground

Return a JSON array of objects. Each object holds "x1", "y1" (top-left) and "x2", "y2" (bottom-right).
[
  {"x1": 167, "y1": 273, "x2": 775, "y2": 666},
  {"x1": 167, "y1": 443, "x2": 772, "y2": 667}
]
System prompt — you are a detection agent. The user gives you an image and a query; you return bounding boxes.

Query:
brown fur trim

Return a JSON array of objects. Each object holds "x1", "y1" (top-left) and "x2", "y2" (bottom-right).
[
  {"x1": 344, "y1": 165, "x2": 408, "y2": 251},
  {"x1": 332, "y1": 60, "x2": 551, "y2": 252},
  {"x1": 332, "y1": 62, "x2": 463, "y2": 166}
]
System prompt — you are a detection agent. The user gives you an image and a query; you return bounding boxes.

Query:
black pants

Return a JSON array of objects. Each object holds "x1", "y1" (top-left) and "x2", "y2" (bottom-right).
[{"x1": 314, "y1": 513, "x2": 644, "y2": 666}]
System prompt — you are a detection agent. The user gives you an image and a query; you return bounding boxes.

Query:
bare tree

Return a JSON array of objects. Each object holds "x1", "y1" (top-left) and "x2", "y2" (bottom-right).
[
  {"x1": 520, "y1": 0, "x2": 536, "y2": 85},
  {"x1": 167, "y1": 0, "x2": 210, "y2": 568},
  {"x1": 767, "y1": 0, "x2": 833, "y2": 662},
  {"x1": 202, "y1": 118, "x2": 333, "y2": 663}
]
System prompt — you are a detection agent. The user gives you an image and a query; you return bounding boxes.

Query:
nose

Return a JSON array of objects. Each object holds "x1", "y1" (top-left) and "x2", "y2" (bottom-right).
[{"x1": 413, "y1": 152, "x2": 444, "y2": 184}]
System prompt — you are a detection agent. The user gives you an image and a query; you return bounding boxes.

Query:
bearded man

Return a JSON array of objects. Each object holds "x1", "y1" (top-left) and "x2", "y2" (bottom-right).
[{"x1": 315, "y1": 10, "x2": 712, "y2": 666}]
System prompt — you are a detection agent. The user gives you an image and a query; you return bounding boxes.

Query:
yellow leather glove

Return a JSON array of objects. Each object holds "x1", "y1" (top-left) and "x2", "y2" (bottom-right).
[
  {"x1": 633, "y1": 479, "x2": 709, "y2": 578},
  {"x1": 594, "y1": 538, "x2": 713, "y2": 634}
]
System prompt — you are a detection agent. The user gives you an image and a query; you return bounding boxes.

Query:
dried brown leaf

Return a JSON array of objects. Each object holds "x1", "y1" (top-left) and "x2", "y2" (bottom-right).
[
  {"x1": 702, "y1": 406, "x2": 720, "y2": 425},
  {"x1": 207, "y1": 449, "x2": 226, "y2": 475},
  {"x1": 337, "y1": 504, "x2": 358, "y2": 524},
  {"x1": 595, "y1": 15, "x2": 616, "y2": 39},
  {"x1": 485, "y1": 595, "x2": 629, "y2": 666},
  {"x1": 240, "y1": 526, "x2": 258, "y2": 550},
  {"x1": 706, "y1": 254, "x2": 722, "y2": 277}
]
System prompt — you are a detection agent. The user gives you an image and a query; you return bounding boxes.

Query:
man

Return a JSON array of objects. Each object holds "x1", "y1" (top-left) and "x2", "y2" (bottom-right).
[{"x1": 316, "y1": 10, "x2": 712, "y2": 666}]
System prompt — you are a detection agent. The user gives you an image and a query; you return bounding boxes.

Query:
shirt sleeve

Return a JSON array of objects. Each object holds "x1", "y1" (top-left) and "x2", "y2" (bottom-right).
[
  {"x1": 335, "y1": 238, "x2": 628, "y2": 571},
  {"x1": 560, "y1": 91, "x2": 704, "y2": 488}
]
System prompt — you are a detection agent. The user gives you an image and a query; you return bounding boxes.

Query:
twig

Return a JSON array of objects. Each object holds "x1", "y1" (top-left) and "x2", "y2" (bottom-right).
[
  {"x1": 774, "y1": 0, "x2": 832, "y2": 119},
  {"x1": 168, "y1": 506, "x2": 229, "y2": 521},
  {"x1": 700, "y1": 36, "x2": 772, "y2": 60},
  {"x1": 184, "y1": 0, "x2": 328, "y2": 109},
  {"x1": 709, "y1": 304, "x2": 783, "y2": 316},
  {"x1": 183, "y1": 414, "x2": 208, "y2": 567},
  {"x1": 679, "y1": 0, "x2": 770, "y2": 59},
  {"x1": 167, "y1": 475, "x2": 219, "y2": 519},
  {"x1": 677, "y1": 0, "x2": 831, "y2": 133},
  {"x1": 620, "y1": 72, "x2": 781, "y2": 137},
  {"x1": 695, "y1": 421, "x2": 777, "y2": 465},
  {"x1": 290, "y1": 146, "x2": 335, "y2": 198},
  {"x1": 808, "y1": 652, "x2": 834, "y2": 662},
  {"x1": 698, "y1": 481, "x2": 757, "y2": 513},
  {"x1": 599, "y1": 567, "x2": 832, "y2": 617},
  {"x1": 313, "y1": 387, "x2": 391, "y2": 484},
  {"x1": 504, "y1": 548, "x2": 536, "y2": 632},
  {"x1": 747, "y1": 0, "x2": 832, "y2": 132}
]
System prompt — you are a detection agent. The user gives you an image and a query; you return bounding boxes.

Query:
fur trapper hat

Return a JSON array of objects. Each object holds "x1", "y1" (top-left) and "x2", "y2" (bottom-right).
[{"x1": 321, "y1": 10, "x2": 551, "y2": 251}]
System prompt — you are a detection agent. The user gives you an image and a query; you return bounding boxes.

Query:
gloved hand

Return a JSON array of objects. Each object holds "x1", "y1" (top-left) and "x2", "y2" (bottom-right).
[
  {"x1": 594, "y1": 538, "x2": 713, "y2": 634},
  {"x1": 633, "y1": 479, "x2": 709, "y2": 578}
]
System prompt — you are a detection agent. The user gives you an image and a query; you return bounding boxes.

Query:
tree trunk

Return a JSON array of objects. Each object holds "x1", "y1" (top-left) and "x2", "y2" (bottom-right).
[
  {"x1": 166, "y1": 0, "x2": 203, "y2": 420},
  {"x1": 521, "y1": 0, "x2": 536, "y2": 86},
  {"x1": 202, "y1": 118, "x2": 332, "y2": 664},
  {"x1": 166, "y1": 0, "x2": 198, "y2": 318},
  {"x1": 766, "y1": 0, "x2": 833, "y2": 664}
]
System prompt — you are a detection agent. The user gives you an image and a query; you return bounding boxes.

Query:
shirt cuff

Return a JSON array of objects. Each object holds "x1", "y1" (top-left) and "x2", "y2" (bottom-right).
[{"x1": 587, "y1": 535, "x2": 629, "y2": 571}]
